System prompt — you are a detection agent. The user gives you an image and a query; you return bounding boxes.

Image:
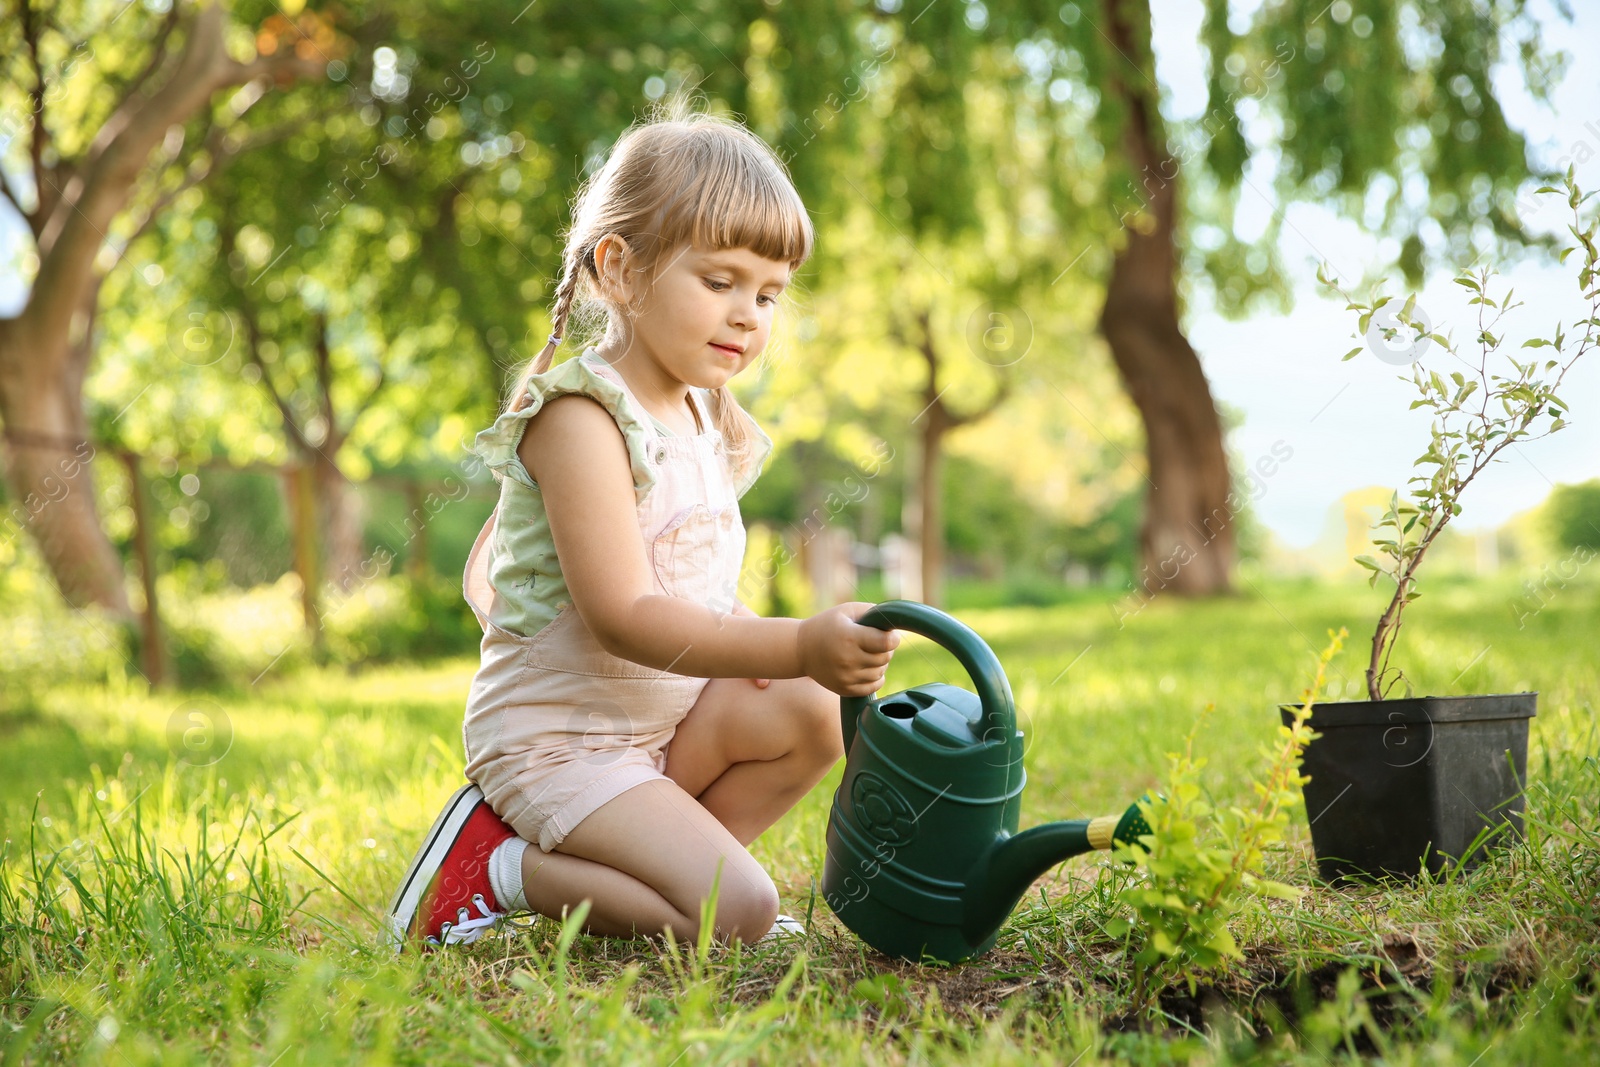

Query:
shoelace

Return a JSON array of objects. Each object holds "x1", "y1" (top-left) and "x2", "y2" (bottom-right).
[
  {"x1": 427, "y1": 893, "x2": 505, "y2": 946},
  {"x1": 758, "y1": 914, "x2": 806, "y2": 943}
]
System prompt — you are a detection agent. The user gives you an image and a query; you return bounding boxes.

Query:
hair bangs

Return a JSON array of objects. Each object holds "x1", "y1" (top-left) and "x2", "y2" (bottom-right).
[{"x1": 651, "y1": 127, "x2": 813, "y2": 271}]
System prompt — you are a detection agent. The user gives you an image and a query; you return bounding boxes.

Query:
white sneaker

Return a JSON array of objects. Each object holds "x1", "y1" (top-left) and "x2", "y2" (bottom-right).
[{"x1": 758, "y1": 914, "x2": 806, "y2": 943}]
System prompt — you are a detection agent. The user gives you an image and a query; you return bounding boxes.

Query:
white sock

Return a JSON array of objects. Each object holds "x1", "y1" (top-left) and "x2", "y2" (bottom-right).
[{"x1": 487, "y1": 837, "x2": 529, "y2": 913}]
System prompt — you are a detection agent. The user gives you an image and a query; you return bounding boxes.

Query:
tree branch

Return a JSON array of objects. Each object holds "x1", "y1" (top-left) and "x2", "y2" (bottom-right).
[
  {"x1": 122, "y1": 104, "x2": 330, "y2": 255},
  {"x1": 118, "y1": 119, "x2": 223, "y2": 248},
  {"x1": 98, "y1": 2, "x2": 184, "y2": 116},
  {"x1": 239, "y1": 297, "x2": 313, "y2": 458},
  {"x1": 948, "y1": 372, "x2": 1013, "y2": 428},
  {"x1": 217, "y1": 202, "x2": 313, "y2": 457},
  {"x1": 23, "y1": 2, "x2": 325, "y2": 350},
  {"x1": 314, "y1": 311, "x2": 335, "y2": 439},
  {"x1": 20, "y1": 0, "x2": 50, "y2": 222},
  {"x1": 348, "y1": 347, "x2": 390, "y2": 427}
]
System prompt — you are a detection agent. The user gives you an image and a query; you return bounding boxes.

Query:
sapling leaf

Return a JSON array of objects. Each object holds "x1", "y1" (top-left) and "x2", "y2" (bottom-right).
[{"x1": 1243, "y1": 876, "x2": 1304, "y2": 902}]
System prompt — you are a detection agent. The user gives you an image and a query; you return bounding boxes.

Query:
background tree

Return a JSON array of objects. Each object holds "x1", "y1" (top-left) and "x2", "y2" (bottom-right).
[
  {"x1": 1081, "y1": 0, "x2": 1559, "y2": 593},
  {"x1": 0, "y1": 1, "x2": 335, "y2": 617},
  {"x1": 734, "y1": 6, "x2": 1066, "y2": 607},
  {"x1": 34, "y1": 0, "x2": 1569, "y2": 625},
  {"x1": 743, "y1": 0, "x2": 1565, "y2": 597}
]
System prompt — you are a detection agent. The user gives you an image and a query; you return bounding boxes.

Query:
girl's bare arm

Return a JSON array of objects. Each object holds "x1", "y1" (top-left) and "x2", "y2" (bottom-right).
[{"x1": 519, "y1": 395, "x2": 895, "y2": 695}]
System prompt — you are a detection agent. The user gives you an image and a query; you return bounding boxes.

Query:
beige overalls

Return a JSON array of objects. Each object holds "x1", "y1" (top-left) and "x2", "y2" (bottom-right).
[{"x1": 461, "y1": 354, "x2": 756, "y2": 853}]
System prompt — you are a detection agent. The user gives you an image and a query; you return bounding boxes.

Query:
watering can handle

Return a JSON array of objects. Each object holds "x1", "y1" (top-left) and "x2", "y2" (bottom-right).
[{"x1": 839, "y1": 600, "x2": 1017, "y2": 755}]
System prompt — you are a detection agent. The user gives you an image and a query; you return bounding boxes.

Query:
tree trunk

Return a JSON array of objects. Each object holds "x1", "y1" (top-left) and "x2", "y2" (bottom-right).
[
  {"x1": 1100, "y1": 0, "x2": 1234, "y2": 597},
  {"x1": 1099, "y1": 220, "x2": 1235, "y2": 596},
  {"x1": 285, "y1": 464, "x2": 322, "y2": 647},
  {"x1": 919, "y1": 399, "x2": 948, "y2": 610},
  {"x1": 316, "y1": 452, "x2": 365, "y2": 592},
  {"x1": 0, "y1": 3, "x2": 326, "y2": 615},
  {"x1": 897, "y1": 307, "x2": 1009, "y2": 610},
  {"x1": 120, "y1": 449, "x2": 166, "y2": 685},
  {"x1": 0, "y1": 313, "x2": 131, "y2": 616}
]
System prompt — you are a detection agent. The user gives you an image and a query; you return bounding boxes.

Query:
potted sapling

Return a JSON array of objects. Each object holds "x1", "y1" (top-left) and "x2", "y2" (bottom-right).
[{"x1": 1283, "y1": 172, "x2": 1598, "y2": 882}]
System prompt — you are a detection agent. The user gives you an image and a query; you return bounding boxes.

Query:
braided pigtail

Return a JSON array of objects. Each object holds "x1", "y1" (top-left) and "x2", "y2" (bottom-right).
[{"x1": 509, "y1": 246, "x2": 586, "y2": 413}]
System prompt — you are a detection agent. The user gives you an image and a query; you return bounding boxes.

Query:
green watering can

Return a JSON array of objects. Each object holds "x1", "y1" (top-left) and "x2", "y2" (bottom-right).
[{"x1": 822, "y1": 600, "x2": 1149, "y2": 964}]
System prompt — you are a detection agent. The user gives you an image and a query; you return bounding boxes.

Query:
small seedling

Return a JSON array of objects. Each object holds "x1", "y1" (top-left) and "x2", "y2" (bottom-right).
[
  {"x1": 1108, "y1": 629, "x2": 1345, "y2": 1006},
  {"x1": 1318, "y1": 170, "x2": 1599, "y2": 700}
]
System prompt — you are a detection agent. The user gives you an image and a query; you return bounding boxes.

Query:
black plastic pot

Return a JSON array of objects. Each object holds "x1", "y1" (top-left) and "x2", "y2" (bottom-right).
[{"x1": 1278, "y1": 692, "x2": 1536, "y2": 882}]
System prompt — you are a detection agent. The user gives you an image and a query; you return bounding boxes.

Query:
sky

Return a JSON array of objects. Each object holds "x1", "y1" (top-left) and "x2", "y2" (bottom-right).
[
  {"x1": 1151, "y1": 0, "x2": 1600, "y2": 546},
  {"x1": 3, "y1": 2, "x2": 1597, "y2": 549}
]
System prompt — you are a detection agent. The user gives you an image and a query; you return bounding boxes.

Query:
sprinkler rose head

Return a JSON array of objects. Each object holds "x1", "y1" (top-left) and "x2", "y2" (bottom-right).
[{"x1": 1083, "y1": 799, "x2": 1155, "y2": 853}]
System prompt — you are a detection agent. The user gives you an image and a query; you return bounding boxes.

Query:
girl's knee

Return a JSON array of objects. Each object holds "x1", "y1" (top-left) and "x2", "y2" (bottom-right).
[
  {"x1": 714, "y1": 870, "x2": 779, "y2": 942},
  {"x1": 791, "y1": 678, "x2": 845, "y2": 763}
]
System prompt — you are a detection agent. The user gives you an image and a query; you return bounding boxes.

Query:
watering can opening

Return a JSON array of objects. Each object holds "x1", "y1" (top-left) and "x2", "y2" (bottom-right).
[{"x1": 873, "y1": 683, "x2": 990, "y2": 749}]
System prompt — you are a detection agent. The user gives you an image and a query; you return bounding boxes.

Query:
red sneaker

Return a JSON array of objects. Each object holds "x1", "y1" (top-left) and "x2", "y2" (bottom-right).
[{"x1": 386, "y1": 783, "x2": 516, "y2": 951}]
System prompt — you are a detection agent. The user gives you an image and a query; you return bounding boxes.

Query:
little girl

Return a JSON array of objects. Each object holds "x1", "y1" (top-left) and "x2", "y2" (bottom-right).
[{"x1": 385, "y1": 109, "x2": 899, "y2": 949}]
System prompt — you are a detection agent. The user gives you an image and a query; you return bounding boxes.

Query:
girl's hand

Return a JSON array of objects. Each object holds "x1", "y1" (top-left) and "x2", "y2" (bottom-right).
[{"x1": 798, "y1": 602, "x2": 900, "y2": 697}]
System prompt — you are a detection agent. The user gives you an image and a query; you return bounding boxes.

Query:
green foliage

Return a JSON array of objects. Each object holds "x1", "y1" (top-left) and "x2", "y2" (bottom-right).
[
  {"x1": 322, "y1": 573, "x2": 483, "y2": 664},
  {"x1": 1108, "y1": 629, "x2": 1345, "y2": 1004},
  {"x1": 1322, "y1": 171, "x2": 1599, "y2": 700},
  {"x1": 1546, "y1": 479, "x2": 1600, "y2": 551},
  {"x1": 944, "y1": 455, "x2": 1080, "y2": 577},
  {"x1": 169, "y1": 470, "x2": 294, "y2": 587}
]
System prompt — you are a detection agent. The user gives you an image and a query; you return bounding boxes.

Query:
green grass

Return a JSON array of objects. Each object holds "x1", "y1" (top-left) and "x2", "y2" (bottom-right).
[{"x1": 2, "y1": 574, "x2": 1597, "y2": 1064}]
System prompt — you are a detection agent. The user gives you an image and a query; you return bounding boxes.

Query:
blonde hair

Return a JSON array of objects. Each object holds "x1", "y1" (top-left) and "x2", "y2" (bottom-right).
[{"x1": 510, "y1": 99, "x2": 814, "y2": 460}]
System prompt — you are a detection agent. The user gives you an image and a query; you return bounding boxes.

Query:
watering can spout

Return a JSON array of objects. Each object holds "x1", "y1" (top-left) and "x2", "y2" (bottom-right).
[{"x1": 959, "y1": 803, "x2": 1150, "y2": 945}]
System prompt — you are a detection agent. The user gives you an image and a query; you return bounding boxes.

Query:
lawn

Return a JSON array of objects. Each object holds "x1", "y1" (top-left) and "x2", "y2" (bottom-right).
[{"x1": 2, "y1": 574, "x2": 1597, "y2": 1064}]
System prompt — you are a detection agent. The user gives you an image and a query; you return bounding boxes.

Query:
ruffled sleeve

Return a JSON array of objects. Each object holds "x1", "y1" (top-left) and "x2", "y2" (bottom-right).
[{"x1": 471, "y1": 353, "x2": 659, "y2": 503}]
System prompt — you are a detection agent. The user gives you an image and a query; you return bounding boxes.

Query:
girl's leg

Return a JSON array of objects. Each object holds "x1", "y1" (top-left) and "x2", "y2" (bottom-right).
[
  {"x1": 661, "y1": 675, "x2": 843, "y2": 845},
  {"x1": 511, "y1": 677, "x2": 837, "y2": 941},
  {"x1": 520, "y1": 778, "x2": 780, "y2": 943}
]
